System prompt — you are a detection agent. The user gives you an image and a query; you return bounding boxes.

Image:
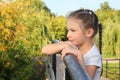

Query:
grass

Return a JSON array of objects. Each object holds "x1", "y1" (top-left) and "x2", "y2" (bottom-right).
[
  {"x1": 102, "y1": 63, "x2": 120, "y2": 80},
  {"x1": 102, "y1": 54, "x2": 119, "y2": 58}
]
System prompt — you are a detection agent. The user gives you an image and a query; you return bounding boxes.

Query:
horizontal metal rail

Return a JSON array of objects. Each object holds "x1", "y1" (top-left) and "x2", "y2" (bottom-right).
[{"x1": 102, "y1": 58, "x2": 120, "y2": 79}]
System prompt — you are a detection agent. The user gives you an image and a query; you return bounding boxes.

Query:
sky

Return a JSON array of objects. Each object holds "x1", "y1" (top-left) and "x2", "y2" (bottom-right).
[{"x1": 43, "y1": 0, "x2": 120, "y2": 16}]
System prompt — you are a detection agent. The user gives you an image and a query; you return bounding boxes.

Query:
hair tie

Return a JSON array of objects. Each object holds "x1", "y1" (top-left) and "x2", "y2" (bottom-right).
[{"x1": 88, "y1": 11, "x2": 92, "y2": 15}]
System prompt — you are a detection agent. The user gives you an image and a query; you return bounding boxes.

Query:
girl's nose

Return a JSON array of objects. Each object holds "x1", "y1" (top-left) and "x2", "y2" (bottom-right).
[{"x1": 67, "y1": 32, "x2": 71, "y2": 38}]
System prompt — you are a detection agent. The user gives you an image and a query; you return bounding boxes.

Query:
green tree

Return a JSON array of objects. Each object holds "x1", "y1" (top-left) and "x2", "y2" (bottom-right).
[
  {"x1": 49, "y1": 16, "x2": 66, "y2": 40},
  {"x1": 0, "y1": 0, "x2": 52, "y2": 79},
  {"x1": 96, "y1": 2, "x2": 120, "y2": 57}
]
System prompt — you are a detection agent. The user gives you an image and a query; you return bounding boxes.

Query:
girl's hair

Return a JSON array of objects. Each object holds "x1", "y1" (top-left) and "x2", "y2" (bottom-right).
[{"x1": 68, "y1": 9, "x2": 102, "y2": 54}]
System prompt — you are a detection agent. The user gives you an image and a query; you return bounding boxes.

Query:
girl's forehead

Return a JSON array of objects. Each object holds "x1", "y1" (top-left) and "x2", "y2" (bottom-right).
[
  {"x1": 66, "y1": 18, "x2": 83, "y2": 28},
  {"x1": 67, "y1": 18, "x2": 83, "y2": 24}
]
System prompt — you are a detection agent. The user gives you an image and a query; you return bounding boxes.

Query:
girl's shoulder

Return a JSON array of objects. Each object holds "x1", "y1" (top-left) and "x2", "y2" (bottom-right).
[{"x1": 84, "y1": 44, "x2": 101, "y2": 57}]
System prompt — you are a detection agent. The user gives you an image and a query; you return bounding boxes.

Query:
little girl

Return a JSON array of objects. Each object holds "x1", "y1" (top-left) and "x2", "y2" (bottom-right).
[{"x1": 42, "y1": 9, "x2": 102, "y2": 80}]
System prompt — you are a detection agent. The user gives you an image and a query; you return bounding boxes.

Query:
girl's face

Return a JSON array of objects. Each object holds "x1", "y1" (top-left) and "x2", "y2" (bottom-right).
[{"x1": 66, "y1": 18, "x2": 87, "y2": 47}]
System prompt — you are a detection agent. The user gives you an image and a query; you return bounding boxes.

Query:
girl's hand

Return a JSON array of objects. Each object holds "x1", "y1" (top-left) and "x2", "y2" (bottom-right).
[{"x1": 61, "y1": 42, "x2": 79, "y2": 60}]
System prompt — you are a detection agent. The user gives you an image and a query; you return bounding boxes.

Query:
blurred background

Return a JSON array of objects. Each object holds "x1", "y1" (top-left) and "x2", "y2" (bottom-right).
[{"x1": 0, "y1": 0, "x2": 119, "y2": 80}]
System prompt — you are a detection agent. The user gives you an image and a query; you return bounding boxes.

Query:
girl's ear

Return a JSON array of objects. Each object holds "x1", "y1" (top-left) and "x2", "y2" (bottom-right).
[{"x1": 85, "y1": 28, "x2": 94, "y2": 37}]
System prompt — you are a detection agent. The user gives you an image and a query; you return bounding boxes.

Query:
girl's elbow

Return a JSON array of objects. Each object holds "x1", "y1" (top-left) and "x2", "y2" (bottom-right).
[
  {"x1": 42, "y1": 48, "x2": 51, "y2": 54},
  {"x1": 41, "y1": 48, "x2": 47, "y2": 54}
]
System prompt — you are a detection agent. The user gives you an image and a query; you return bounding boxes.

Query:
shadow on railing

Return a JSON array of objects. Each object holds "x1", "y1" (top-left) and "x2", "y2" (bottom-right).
[{"x1": 102, "y1": 58, "x2": 120, "y2": 80}]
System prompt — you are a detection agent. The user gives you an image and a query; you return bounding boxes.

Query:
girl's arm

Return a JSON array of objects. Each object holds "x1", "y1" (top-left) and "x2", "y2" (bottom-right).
[
  {"x1": 61, "y1": 45, "x2": 97, "y2": 79},
  {"x1": 42, "y1": 41, "x2": 69, "y2": 55},
  {"x1": 77, "y1": 54, "x2": 98, "y2": 79}
]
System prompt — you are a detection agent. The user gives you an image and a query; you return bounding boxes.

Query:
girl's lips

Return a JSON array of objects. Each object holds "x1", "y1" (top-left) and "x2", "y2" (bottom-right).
[
  {"x1": 69, "y1": 40, "x2": 74, "y2": 43},
  {"x1": 68, "y1": 39, "x2": 74, "y2": 43}
]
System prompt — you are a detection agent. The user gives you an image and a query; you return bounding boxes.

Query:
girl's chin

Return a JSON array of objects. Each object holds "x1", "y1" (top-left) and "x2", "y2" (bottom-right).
[
  {"x1": 72, "y1": 43, "x2": 79, "y2": 47},
  {"x1": 70, "y1": 41, "x2": 78, "y2": 46},
  {"x1": 71, "y1": 43, "x2": 76, "y2": 46}
]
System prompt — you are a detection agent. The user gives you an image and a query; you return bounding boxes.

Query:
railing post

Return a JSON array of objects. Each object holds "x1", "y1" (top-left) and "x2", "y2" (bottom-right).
[
  {"x1": 52, "y1": 39, "x2": 59, "y2": 78},
  {"x1": 46, "y1": 55, "x2": 55, "y2": 80},
  {"x1": 52, "y1": 54, "x2": 56, "y2": 78},
  {"x1": 119, "y1": 59, "x2": 120, "y2": 79},
  {"x1": 106, "y1": 60, "x2": 108, "y2": 78},
  {"x1": 64, "y1": 54, "x2": 91, "y2": 80},
  {"x1": 56, "y1": 54, "x2": 66, "y2": 80}
]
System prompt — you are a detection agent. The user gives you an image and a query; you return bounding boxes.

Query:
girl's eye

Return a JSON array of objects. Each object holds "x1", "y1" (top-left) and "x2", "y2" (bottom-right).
[{"x1": 71, "y1": 29, "x2": 75, "y2": 32}]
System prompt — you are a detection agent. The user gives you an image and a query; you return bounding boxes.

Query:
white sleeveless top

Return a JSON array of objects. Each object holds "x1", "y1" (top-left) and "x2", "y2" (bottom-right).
[{"x1": 84, "y1": 44, "x2": 102, "y2": 80}]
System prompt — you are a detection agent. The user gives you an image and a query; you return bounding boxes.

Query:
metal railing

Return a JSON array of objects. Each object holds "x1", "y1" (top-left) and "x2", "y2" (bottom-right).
[
  {"x1": 46, "y1": 40, "x2": 91, "y2": 80},
  {"x1": 102, "y1": 58, "x2": 120, "y2": 80},
  {"x1": 46, "y1": 54, "x2": 91, "y2": 80}
]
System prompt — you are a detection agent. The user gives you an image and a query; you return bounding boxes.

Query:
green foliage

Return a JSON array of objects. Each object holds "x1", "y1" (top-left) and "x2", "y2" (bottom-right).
[
  {"x1": 102, "y1": 63, "x2": 119, "y2": 79},
  {"x1": 49, "y1": 16, "x2": 66, "y2": 40},
  {"x1": 0, "y1": 0, "x2": 120, "y2": 79},
  {"x1": 0, "y1": 0, "x2": 51, "y2": 79},
  {"x1": 95, "y1": 2, "x2": 120, "y2": 58}
]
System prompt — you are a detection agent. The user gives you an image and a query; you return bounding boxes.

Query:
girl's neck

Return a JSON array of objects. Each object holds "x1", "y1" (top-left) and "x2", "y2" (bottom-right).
[{"x1": 79, "y1": 40, "x2": 94, "y2": 55}]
